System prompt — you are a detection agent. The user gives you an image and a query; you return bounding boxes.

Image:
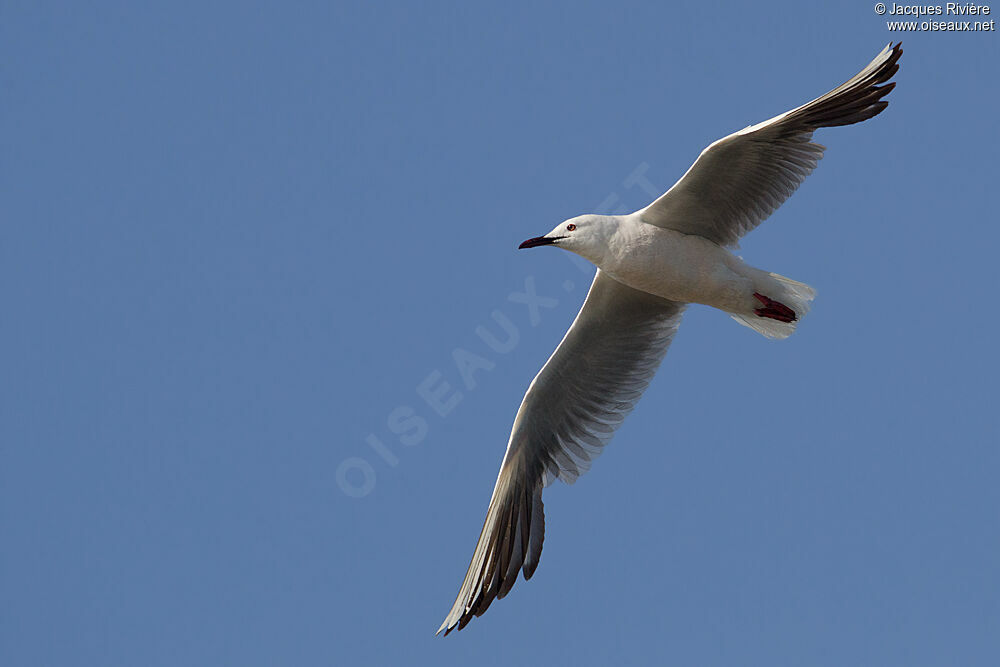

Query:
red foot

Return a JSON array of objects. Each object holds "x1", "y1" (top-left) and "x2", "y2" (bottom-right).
[{"x1": 753, "y1": 292, "x2": 796, "y2": 323}]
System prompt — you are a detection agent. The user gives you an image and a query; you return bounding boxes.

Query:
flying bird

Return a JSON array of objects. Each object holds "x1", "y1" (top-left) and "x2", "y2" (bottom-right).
[{"x1": 438, "y1": 43, "x2": 902, "y2": 635}]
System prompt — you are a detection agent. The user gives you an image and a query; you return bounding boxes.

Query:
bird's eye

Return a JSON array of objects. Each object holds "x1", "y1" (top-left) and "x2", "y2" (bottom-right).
[{"x1": 566, "y1": 223, "x2": 576, "y2": 231}]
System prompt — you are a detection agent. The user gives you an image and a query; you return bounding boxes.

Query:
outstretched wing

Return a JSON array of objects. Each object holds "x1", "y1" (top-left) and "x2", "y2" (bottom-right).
[
  {"x1": 437, "y1": 271, "x2": 686, "y2": 635},
  {"x1": 638, "y1": 42, "x2": 902, "y2": 247}
]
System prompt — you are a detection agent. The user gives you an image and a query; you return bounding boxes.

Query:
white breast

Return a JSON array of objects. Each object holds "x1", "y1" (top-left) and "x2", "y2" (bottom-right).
[{"x1": 599, "y1": 220, "x2": 750, "y2": 310}]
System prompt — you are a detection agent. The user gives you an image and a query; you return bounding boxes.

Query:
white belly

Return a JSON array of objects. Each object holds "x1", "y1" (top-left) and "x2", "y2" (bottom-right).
[{"x1": 599, "y1": 225, "x2": 752, "y2": 311}]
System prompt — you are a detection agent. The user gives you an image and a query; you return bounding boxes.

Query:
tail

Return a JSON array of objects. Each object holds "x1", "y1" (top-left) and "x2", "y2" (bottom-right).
[{"x1": 731, "y1": 272, "x2": 816, "y2": 340}]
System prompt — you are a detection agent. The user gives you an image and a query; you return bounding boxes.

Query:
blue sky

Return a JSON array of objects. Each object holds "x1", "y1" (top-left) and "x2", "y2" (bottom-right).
[{"x1": 3, "y1": 2, "x2": 998, "y2": 665}]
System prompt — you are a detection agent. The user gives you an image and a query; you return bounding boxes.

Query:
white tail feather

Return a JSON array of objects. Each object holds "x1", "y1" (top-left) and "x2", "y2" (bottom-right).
[{"x1": 731, "y1": 272, "x2": 816, "y2": 340}]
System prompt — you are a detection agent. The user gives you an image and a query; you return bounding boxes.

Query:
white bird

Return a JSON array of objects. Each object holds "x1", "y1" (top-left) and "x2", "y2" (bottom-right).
[{"x1": 438, "y1": 43, "x2": 902, "y2": 635}]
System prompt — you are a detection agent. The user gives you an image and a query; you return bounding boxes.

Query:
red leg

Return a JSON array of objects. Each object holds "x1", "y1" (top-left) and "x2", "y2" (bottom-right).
[{"x1": 753, "y1": 292, "x2": 796, "y2": 323}]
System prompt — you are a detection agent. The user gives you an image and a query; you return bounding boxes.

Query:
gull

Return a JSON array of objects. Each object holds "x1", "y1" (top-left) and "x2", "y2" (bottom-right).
[{"x1": 438, "y1": 43, "x2": 902, "y2": 635}]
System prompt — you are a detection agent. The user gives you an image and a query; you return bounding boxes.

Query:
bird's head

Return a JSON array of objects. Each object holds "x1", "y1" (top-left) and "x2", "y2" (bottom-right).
[{"x1": 518, "y1": 215, "x2": 615, "y2": 264}]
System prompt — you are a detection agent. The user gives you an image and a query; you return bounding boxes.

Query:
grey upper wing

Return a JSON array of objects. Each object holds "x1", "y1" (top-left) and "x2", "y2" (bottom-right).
[
  {"x1": 638, "y1": 43, "x2": 901, "y2": 247},
  {"x1": 437, "y1": 271, "x2": 686, "y2": 635}
]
